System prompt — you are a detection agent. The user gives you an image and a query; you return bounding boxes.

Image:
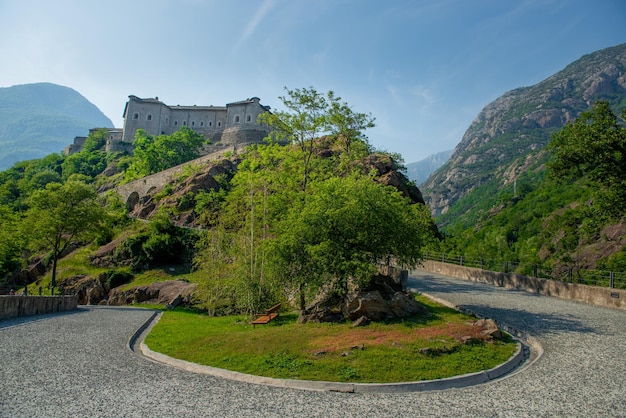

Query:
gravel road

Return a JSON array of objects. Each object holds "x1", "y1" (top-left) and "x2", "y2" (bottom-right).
[{"x1": 1, "y1": 270, "x2": 624, "y2": 417}]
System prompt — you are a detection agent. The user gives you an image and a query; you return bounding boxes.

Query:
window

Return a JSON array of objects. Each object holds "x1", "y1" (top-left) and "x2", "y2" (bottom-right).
[
  {"x1": 183, "y1": 121, "x2": 187, "y2": 126},
  {"x1": 133, "y1": 112, "x2": 139, "y2": 120},
  {"x1": 246, "y1": 115, "x2": 252, "y2": 122},
  {"x1": 147, "y1": 114, "x2": 152, "y2": 121},
  {"x1": 174, "y1": 121, "x2": 178, "y2": 126},
  {"x1": 191, "y1": 121, "x2": 195, "y2": 126},
  {"x1": 218, "y1": 121, "x2": 222, "y2": 127},
  {"x1": 200, "y1": 121, "x2": 204, "y2": 127},
  {"x1": 235, "y1": 115, "x2": 240, "y2": 123},
  {"x1": 209, "y1": 121, "x2": 212, "y2": 127}
]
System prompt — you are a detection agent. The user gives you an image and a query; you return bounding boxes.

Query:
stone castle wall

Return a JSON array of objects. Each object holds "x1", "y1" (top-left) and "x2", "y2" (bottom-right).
[{"x1": 65, "y1": 96, "x2": 272, "y2": 155}]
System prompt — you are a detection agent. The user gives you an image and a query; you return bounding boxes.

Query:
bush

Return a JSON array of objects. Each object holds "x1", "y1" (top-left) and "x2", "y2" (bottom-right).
[{"x1": 107, "y1": 270, "x2": 134, "y2": 288}]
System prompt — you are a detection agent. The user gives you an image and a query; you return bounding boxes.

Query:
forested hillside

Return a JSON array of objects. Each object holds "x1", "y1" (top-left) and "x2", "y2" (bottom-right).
[
  {"x1": 0, "y1": 88, "x2": 438, "y2": 317},
  {"x1": 422, "y1": 44, "x2": 626, "y2": 283},
  {"x1": 0, "y1": 83, "x2": 114, "y2": 170}
]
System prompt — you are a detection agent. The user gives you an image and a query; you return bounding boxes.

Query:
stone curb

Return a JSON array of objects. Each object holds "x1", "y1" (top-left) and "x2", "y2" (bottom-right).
[{"x1": 130, "y1": 305, "x2": 532, "y2": 393}]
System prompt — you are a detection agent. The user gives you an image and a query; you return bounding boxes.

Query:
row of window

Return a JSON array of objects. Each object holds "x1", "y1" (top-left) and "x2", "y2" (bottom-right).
[{"x1": 131, "y1": 112, "x2": 253, "y2": 125}]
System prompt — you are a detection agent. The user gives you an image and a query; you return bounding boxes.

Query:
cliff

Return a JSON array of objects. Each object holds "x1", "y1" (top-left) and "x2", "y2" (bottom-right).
[{"x1": 422, "y1": 43, "x2": 626, "y2": 221}]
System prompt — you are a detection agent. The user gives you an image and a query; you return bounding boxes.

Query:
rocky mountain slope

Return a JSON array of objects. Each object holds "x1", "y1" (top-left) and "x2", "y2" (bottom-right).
[
  {"x1": 0, "y1": 83, "x2": 113, "y2": 170},
  {"x1": 405, "y1": 149, "x2": 453, "y2": 186},
  {"x1": 422, "y1": 43, "x2": 626, "y2": 222}
]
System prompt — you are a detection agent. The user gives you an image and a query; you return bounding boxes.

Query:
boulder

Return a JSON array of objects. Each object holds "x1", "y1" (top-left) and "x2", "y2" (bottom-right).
[
  {"x1": 474, "y1": 318, "x2": 505, "y2": 341},
  {"x1": 348, "y1": 290, "x2": 426, "y2": 321},
  {"x1": 301, "y1": 273, "x2": 428, "y2": 324}
]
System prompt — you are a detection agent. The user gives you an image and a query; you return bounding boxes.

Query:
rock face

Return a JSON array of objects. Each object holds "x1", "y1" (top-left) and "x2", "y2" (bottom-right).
[
  {"x1": 299, "y1": 273, "x2": 428, "y2": 324},
  {"x1": 422, "y1": 43, "x2": 626, "y2": 219},
  {"x1": 126, "y1": 158, "x2": 237, "y2": 228},
  {"x1": 107, "y1": 280, "x2": 196, "y2": 306}
]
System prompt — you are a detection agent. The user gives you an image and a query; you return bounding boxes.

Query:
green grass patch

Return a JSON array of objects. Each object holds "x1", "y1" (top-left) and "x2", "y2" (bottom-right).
[{"x1": 144, "y1": 295, "x2": 517, "y2": 383}]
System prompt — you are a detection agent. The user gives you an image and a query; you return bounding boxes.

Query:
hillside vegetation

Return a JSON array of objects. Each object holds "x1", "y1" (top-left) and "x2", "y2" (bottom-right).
[
  {"x1": 0, "y1": 83, "x2": 113, "y2": 170},
  {"x1": 420, "y1": 44, "x2": 626, "y2": 279},
  {"x1": 0, "y1": 88, "x2": 437, "y2": 318}
]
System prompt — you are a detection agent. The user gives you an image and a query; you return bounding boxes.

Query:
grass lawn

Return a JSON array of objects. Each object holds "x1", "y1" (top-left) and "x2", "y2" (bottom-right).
[{"x1": 144, "y1": 295, "x2": 517, "y2": 383}]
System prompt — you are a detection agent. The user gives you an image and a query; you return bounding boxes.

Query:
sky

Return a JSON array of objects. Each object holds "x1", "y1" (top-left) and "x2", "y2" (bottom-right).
[{"x1": 1, "y1": 0, "x2": 624, "y2": 164}]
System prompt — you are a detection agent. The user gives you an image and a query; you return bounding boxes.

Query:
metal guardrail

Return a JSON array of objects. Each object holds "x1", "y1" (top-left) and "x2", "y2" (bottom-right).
[{"x1": 423, "y1": 251, "x2": 626, "y2": 290}]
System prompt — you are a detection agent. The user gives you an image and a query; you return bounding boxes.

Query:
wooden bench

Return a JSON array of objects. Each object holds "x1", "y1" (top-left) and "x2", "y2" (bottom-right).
[{"x1": 251, "y1": 303, "x2": 281, "y2": 327}]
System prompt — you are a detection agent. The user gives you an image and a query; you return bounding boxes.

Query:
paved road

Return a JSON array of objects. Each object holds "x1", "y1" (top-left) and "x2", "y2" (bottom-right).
[{"x1": 1, "y1": 270, "x2": 624, "y2": 417}]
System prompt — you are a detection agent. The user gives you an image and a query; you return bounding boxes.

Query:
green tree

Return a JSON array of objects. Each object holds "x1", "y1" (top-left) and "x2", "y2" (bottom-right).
[
  {"x1": 125, "y1": 127, "x2": 206, "y2": 180},
  {"x1": 271, "y1": 175, "x2": 430, "y2": 313},
  {"x1": 547, "y1": 101, "x2": 626, "y2": 220},
  {"x1": 23, "y1": 181, "x2": 106, "y2": 288},
  {"x1": 0, "y1": 205, "x2": 25, "y2": 280},
  {"x1": 61, "y1": 129, "x2": 109, "y2": 180},
  {"x1": 258, "y1": 87, "x2": 375, "y2": 196}
]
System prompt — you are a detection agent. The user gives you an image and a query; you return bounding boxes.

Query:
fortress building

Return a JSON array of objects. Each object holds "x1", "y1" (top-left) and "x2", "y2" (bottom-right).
[{"x1": 65, "y1": 95, "x2": 273, "y2": 155}]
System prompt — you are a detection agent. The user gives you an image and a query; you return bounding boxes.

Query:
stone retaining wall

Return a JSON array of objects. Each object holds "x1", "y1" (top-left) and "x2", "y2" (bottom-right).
[
  {"x1": 417, "y1": 260, "x2": 625, "y2": 310},
  {"x1": 0, "y1": 296, "x2": 78, "y2": 320}
]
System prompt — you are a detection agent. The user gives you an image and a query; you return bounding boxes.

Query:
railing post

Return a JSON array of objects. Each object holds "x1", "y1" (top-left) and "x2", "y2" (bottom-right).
[
  {"x1": 504, "y1": 261, "x2": 508, "y2": 274},
  {"x1": 568, "y1": 267, "x2": 573, "y2": 282},
  {"x1": 480, "y1": 258, "x2": 484, "y2": 270},
  {"x1": 610, "y1": 271, "x2": 615, "y2": 288},
  {"x1": 533, "y1": 264, "x2": 538, "y2": 278}
]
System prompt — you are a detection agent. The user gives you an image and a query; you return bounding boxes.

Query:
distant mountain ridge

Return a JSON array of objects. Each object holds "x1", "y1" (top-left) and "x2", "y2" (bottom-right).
[
  {"x1": 422, "y1": 43, "x2": 626, "y2": 222},
  {"x1": 0, "y1": 83, "x2": 113, "y2": 170},
  {"x1": 405, "y1": 149, "x2": 453, "y2": 186}
]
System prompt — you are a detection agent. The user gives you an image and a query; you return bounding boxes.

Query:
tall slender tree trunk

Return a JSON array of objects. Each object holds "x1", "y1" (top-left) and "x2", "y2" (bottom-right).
[
  {"x1": 51, "y1": 252, "x2": 58, "y2": 290},
  {"x1": 299, "y1": 282, "x2": 306, "y2": 312}
]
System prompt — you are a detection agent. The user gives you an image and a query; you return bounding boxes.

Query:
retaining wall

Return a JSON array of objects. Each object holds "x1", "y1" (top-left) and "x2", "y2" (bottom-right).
[
  {"x1": 418, "y1": 260, "x2": 625, "y2": 311},
  {"x1": 0, "y1": 296, "x2": 78, "y2": 320}
]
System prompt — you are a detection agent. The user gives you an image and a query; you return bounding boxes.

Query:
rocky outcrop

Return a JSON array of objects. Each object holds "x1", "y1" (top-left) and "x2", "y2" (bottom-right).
[
  {"x1": 61, "y1": 273, "x2": 109, "y2": 305},
  {"x1": 299, "y1": 273, "x2": 428, "y2": 324},
  {"x1": 125, "y1": 158, "x2": 237, "y2": 228},
  {"x1": 346, "y1": 289, "x2": 426, "y2": 321},
  {"x1": 107, "y1": 280, "x2": 196, "y2": 306},
  {"x1": 361, "y1": 154, "x2": 425, "y2": 205}
]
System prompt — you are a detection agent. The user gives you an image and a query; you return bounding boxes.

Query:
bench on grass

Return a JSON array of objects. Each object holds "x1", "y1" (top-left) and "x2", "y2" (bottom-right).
[{"x1": 251, "y1": 303, "x2": 281, "y2": 327}]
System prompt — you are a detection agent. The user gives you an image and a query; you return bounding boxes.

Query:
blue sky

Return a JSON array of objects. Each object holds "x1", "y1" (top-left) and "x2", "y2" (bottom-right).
[{"x1": 1, "y1": 0, "x2": 624, "y2": 163}]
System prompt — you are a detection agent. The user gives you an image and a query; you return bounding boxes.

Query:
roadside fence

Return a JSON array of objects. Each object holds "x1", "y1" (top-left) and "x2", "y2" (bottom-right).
[{"x1": 422, "y1": 251, "x2": 626, "y2": 290}]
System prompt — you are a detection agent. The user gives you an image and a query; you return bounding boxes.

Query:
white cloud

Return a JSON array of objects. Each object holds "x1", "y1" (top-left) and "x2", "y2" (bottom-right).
[{"x1": 234, "y1": 0, "x2": 277, "y2": 52}]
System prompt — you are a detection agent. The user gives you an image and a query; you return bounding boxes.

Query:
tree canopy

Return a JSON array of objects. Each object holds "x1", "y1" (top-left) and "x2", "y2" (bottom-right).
[
  {"x1": 24, "y1": 180, "x2": 107, "y2": 287},
  {"x1": 125, "y1": 127, "x2": 206, "y2": 181},
  {"x1": 547, "y1": 100, "x2": 626, "y2": 220},
  {"x1": 194, "y1": 88, "x2": 432, "y2": 316}
]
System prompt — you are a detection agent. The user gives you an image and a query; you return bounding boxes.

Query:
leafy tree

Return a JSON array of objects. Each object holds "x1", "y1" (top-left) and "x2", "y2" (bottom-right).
[
  {"x1": 270, "y1": 175, "x2": 430, "y2": 313},
  {"x1": 114, "y1": 210, "x2": 199, "y2": 271},
  {"x1": 327, "y1": 93, "x2": 375, "y2": 155},
  {"x1": 0, "y1": 205, "x2": 25, "y2": 280},
  {"x1": 259, "y1": 87, "x2": 375, "y2": 196},
  {"x1": 547, "y1": 101, "x2": 626, "y2": 220},
  {"x1": 23, "y1": 181, "x2": 107, "y2": 288},
  {"x1": 125, "y1": 127, "x2": 206, "y2": 181}
]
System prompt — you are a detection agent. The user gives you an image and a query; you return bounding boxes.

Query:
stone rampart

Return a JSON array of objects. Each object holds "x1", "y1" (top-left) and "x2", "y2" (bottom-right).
[
  {"x1": 0, "y1": 296, "x2": 78, "y2": 320},
  {"x1": 418, "y1": 260, "x2": 625, "y2": 310},
  {"x1": 116, "y1": 146, "x2": 237, "y2": 204}
]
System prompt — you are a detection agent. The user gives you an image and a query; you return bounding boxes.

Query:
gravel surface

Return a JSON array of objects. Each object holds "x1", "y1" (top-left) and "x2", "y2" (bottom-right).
[{"x1": 1, "y1": 270, "x2": 625, "y2": 417}]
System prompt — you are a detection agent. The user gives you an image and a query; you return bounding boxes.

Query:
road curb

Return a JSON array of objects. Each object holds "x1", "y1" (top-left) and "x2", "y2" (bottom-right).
[{"x1": 130, "y1": 302, "x2": 533, "y2": 393}]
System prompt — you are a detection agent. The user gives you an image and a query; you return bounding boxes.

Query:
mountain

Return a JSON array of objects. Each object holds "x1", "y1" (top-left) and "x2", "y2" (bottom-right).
[
  {"x1": 0, "y1": 83, "x2": 114, "y2": 170},
  {"x1": 422, "y1": 43, "x2": 626, "y2": 225},
  {"x1": 405, "y1": 149, "x2": 453, "y2": 186}
]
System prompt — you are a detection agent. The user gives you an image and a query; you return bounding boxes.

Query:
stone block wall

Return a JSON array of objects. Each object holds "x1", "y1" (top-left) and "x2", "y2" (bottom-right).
[
  {"x1": 418, "y1": 260, "x2": 625, "y2": 310},
  {"x1": 0, "y1": 296, "x2": 78, "y2": 320}
]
